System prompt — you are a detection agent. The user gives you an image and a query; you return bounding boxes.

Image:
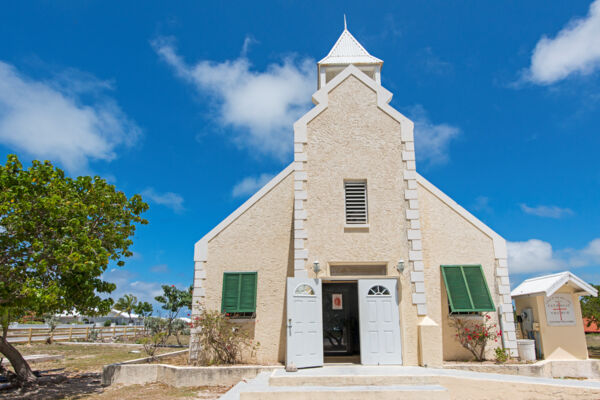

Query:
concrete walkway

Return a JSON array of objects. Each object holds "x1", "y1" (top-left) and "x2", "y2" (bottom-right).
[{"x1": 217, "y1": 365, "x2": 600, "y2": 400}]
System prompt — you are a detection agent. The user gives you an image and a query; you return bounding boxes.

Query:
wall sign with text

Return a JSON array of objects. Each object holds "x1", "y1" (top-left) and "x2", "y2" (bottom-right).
[{"x1": 544, "y1": 293, "x2": 576, "y2": 326}]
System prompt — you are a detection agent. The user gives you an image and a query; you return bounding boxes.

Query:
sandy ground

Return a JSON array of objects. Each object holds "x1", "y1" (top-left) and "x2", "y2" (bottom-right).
[{"x1": 0, "y1": 342, "x2": 228, "y2": 400}]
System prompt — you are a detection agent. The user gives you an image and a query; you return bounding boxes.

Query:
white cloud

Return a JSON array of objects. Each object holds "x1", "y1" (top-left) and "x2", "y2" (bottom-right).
[
  {"x1": 408, "y1": 105, "x2": 460, "y2": 168},
  {"x1": 150, "y1": 264, "x2": 169, "y2": 274},
  {"x1": 103, "y1": 268, "x2": 166, "y2": 307},
  {"x1": 142, "y1": 187, "x2": 184, "y2": 213},
  {"x1": 152, "y1": 37, "x2": 315, "y2": 159},
  {"x1": 0, "y1": 61, "x2": 140, "y2": 173},
  {"x1": 526, "y1": 0, "x2": 600, "y2": 84},
  {"x1": 508, "y1": 238, "x2": 600, "y2": 274},
  {"x1": 520, "y1": 204, "x2": 574, "y2": 219},
  {"x1": 232, "y1": 173, "x2": 274, "y2": 198},
  {"x1": 507, "y1": 239, "x2": 566, "y2": 274}
]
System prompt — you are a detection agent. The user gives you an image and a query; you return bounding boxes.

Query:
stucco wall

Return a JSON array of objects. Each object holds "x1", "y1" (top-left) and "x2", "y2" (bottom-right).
[
  {"x1": 418, "y1": 182, "x2": 502, "y2": 361},
  {"x1": 514, "y1": 287, "x2": 589, "y2": 360},
  {"x1": 200, "y1": 173, "x2": 294, "y2": 364},
  {"x1": 304, "y1": 75, "x2": 419, "y2": 365}
]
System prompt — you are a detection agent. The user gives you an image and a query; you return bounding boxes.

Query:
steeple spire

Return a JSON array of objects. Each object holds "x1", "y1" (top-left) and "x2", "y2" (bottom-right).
[{"x1": 317, "y1": 22, "x2": 383, "y2": 88}]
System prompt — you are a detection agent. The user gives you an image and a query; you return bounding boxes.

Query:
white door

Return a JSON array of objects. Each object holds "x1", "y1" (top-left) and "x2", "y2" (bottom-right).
[
  {"x1": 358, "y1": 279, "x2": 402, "y2": 365},
  {"x1": 286, "y1": 277, "x2": 323, "y2": 369}
]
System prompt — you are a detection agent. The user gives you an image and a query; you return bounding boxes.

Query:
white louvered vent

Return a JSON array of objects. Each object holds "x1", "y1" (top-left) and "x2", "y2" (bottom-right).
[{"x1": 344, "y1": 181, "x2": 368, "y2": 224}]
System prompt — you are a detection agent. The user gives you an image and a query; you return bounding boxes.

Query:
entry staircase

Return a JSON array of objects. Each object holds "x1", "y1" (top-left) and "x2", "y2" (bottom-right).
[
  {"x1": 221, "y1": 366, "x2": 449, "y2": 400},
  {"x1": 218, "y1": 365, "x2": 600, "y2": 400}
]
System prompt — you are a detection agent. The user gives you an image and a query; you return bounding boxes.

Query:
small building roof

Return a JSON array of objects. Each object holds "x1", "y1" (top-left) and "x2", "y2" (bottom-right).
[
  {"x1": 511, "y1": 271, "x2": 598, "y2": 298},
  {"x1": 318, "y1": 28, "x2": 382, "y2": 66}
]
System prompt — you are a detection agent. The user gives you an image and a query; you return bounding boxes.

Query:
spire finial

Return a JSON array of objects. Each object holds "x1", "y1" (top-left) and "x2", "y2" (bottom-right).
[{"x1": 344, "y1": 14, "x2": 347, "y2": 30}]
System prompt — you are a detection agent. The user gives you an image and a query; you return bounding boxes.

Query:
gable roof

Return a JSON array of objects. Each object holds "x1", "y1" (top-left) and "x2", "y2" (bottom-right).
[
  {"x1": 511, "y1": 271, "x2": 598, "y2": 298},
  {"x1": 318, "y1": 28, "x2": 382, "y2": 66}
]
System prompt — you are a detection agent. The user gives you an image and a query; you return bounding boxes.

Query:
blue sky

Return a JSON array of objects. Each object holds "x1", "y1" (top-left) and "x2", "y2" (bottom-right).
[{"x1": 1, "y1": 1, "x2": 599, "y2": 308}]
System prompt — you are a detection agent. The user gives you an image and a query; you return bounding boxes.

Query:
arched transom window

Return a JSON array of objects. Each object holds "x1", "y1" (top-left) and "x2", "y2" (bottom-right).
[
  {"x1": 368, "y1": 285, "x2": 391, "y2": 296},
  {"x1": 294, "y1": 283, "x2": 315, "y2": 296}
]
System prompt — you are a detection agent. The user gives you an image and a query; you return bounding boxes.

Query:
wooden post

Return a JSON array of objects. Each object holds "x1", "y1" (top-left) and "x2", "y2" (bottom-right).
[
  {"x1": 113, "y1": 326, "x2": 116, "y2": 337},
  {"x1": 28, "y1": 328, "x2": 32, "y2": 345},
  {"x1": 86, "y1": 326, "x2": 89, "y2": 340},
  {"x1": 69, "y1": 326, "x2": 73, "y2": 341}
]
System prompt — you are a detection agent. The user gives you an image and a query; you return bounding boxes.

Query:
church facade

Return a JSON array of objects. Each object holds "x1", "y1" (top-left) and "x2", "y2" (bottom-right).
[{"x1": 190, "y1": 27, "x2": 518, "y2": 367}]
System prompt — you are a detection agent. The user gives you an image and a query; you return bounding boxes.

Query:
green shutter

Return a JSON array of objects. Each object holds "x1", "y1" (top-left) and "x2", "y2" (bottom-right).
[
  {"x1": 221, "y1": 272, "x2": 257, "y2": 313},
  {"x1": 463, "y1": 265, "x2": 495, "y2": 311},
  {"x1": 441, "y1": 266, "x2": 473, "y2": 311},
  {"x1": 239, "y1": 273, "x2": 257, "y2": 312},
  {"x1": 441, "y1": 265, "x2": 495, "y2": 313},
  {"x1": 221, "y1": 273, "x2": 240, "y2": 313}
]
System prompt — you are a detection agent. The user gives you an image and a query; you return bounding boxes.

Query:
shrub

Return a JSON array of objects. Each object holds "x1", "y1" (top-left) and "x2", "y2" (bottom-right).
[
  {"x1": 191, "y1": 309, "x2": 259, "y2": 365},
  {"x1": 495, "y1": 347, "x2": 510, "y2": 363},
  {"x1": 141, "y1": 332, "x2": 167, "y2": 360},
  {"x1": 450, "y1": 314, "x2": 501, "y2": 361},
  {"x1": 103, "y1": 319, "x2": 112, "y2": 327},
  {"x1": 87, "y1": 325, "x2": 100, "y2": 342},
  {"x1": 43, "y1": 315, "x2": 59, "y2": 344},
  {"x1": 145, "y1": 316, "x2": 169, "y2": 335}
]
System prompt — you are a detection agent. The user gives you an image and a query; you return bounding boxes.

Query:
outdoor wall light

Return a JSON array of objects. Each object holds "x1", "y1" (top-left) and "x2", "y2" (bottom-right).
[
  {"x1": 396, "y1": 260, "x2": 405, "y2": 274},
  {"x1": 313, "y1": 260, "x2": 321, "y2": 274}
]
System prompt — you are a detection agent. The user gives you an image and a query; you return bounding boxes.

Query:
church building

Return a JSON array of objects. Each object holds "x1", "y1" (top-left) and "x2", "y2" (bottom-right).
[{"x1": 190, "y1": 26, "x2": 519, "y2": 368}]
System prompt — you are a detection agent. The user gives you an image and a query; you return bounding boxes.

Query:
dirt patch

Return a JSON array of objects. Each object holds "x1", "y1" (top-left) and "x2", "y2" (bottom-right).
[
  {"x1": 0, "y1": 370, "x2": 229, "y2": 400},
  {"x1": 1, "y1": 343, "x2": 209, "y2": 399}
]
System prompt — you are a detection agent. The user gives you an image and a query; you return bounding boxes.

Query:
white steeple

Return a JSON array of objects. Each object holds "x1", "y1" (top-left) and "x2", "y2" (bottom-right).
[{"x1": 317, "y1": 18, "x2": 383, "y2": 88}]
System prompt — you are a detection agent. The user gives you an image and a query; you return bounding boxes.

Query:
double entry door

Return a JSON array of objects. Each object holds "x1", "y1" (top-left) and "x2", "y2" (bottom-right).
[{"x1": 286, "y1": 277, "x2": 402, "y2": 368}]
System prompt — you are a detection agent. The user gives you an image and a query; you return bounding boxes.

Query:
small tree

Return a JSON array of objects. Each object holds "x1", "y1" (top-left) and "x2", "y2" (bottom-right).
[
  {"x1": 154, "y1": 285, "x2": 192, "y2": 341},
  {"x1": 171, "y1": 319, "x2": 191, "y2": 346},
  {"x1": 581, "y1": 284, "x2": 600, "y2": 327},
  {"x1": 114, "y1": 294, "x2": 138, "y2": 324},
  {"x1": 43, "y1": 315, "x2": 59, "y2": 344},
  {"x1": 0, "y1": 155, "x2": 148, "y2": 384},
  {"x1": 450, "y1": 314, "x2": 501, "y2": 361}
]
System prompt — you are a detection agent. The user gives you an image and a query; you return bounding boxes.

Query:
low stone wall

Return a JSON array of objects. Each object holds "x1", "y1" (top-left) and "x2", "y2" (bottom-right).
[
  {"x1": 102, "y1": 363, "x2": 282, "y2": 387},
  {"x1": 444, "y1": 359, "x2": 600, "y2": 379}
]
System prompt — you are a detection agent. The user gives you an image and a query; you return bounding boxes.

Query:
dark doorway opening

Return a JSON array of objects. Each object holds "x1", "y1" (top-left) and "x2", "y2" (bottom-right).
[{"x1": 322, "y1": 281, "x2": 360, "y2": 358}]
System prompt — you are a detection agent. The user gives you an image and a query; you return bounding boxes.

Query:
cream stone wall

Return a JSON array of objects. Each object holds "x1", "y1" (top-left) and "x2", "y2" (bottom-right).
[
  {"x1": 303, "y1": 75, "x2": 420, "y2": 365},
  {"x1": 418, "y1": 182, "x2": 503, "y2": 361},
  {"x1": 514, "y1": 287, "x2": 589, "y2": 360},
  {"x1": 197, "y1": 173, "x2": 294, "y2": 364}
]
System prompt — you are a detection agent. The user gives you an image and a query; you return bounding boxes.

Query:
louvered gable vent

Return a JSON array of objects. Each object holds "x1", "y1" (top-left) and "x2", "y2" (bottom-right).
[{"x1": 344, "y1": 181, "x2": 368, "y2": 224}]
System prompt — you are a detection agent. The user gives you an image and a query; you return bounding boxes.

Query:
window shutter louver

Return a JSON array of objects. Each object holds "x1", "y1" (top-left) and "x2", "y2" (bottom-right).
[
  {"x1": 221, "y1": 272, "x2": 257, "y2": 313},
  {"x1": 441, "y1": 265, "x2": 495, "y2": 312},
  {"x1": 442, "y1": 266, "x2": 472, "y2": 311},
  {"x1": 239, "y1": 273, "x2": 257, "y2": 312},
  {"x1": 463, "y1": 265, "x2": 495, "y2": 311},
  {"x1": 221, "y1": 273, "x2": 241, "y2": 312},
  {"x1": 345, "y1": 181, "x2": 368, "y2": 224}
]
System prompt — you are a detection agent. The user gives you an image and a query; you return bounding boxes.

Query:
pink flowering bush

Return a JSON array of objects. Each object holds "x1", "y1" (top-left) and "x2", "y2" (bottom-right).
[{"x1": 450, "y1": 314, "x2": 502, "y2": 361}]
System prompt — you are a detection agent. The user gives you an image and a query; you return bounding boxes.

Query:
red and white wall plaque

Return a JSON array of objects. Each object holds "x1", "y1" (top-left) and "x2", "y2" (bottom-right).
[
  {"x1": 544, "y1": 293, "x2": 575, "y2": 326},
  {"x1": 332, "y1": 293, "x2": 343, "y2": 310}
]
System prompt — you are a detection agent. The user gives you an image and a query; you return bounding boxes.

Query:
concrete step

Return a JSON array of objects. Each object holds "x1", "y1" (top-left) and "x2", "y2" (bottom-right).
[
  {"x1": 269, "y1": 373, "x2": 439, "y2": 386},
  {"x1": 239, "y1": 384, "x2": 450, "y2": 400}
]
